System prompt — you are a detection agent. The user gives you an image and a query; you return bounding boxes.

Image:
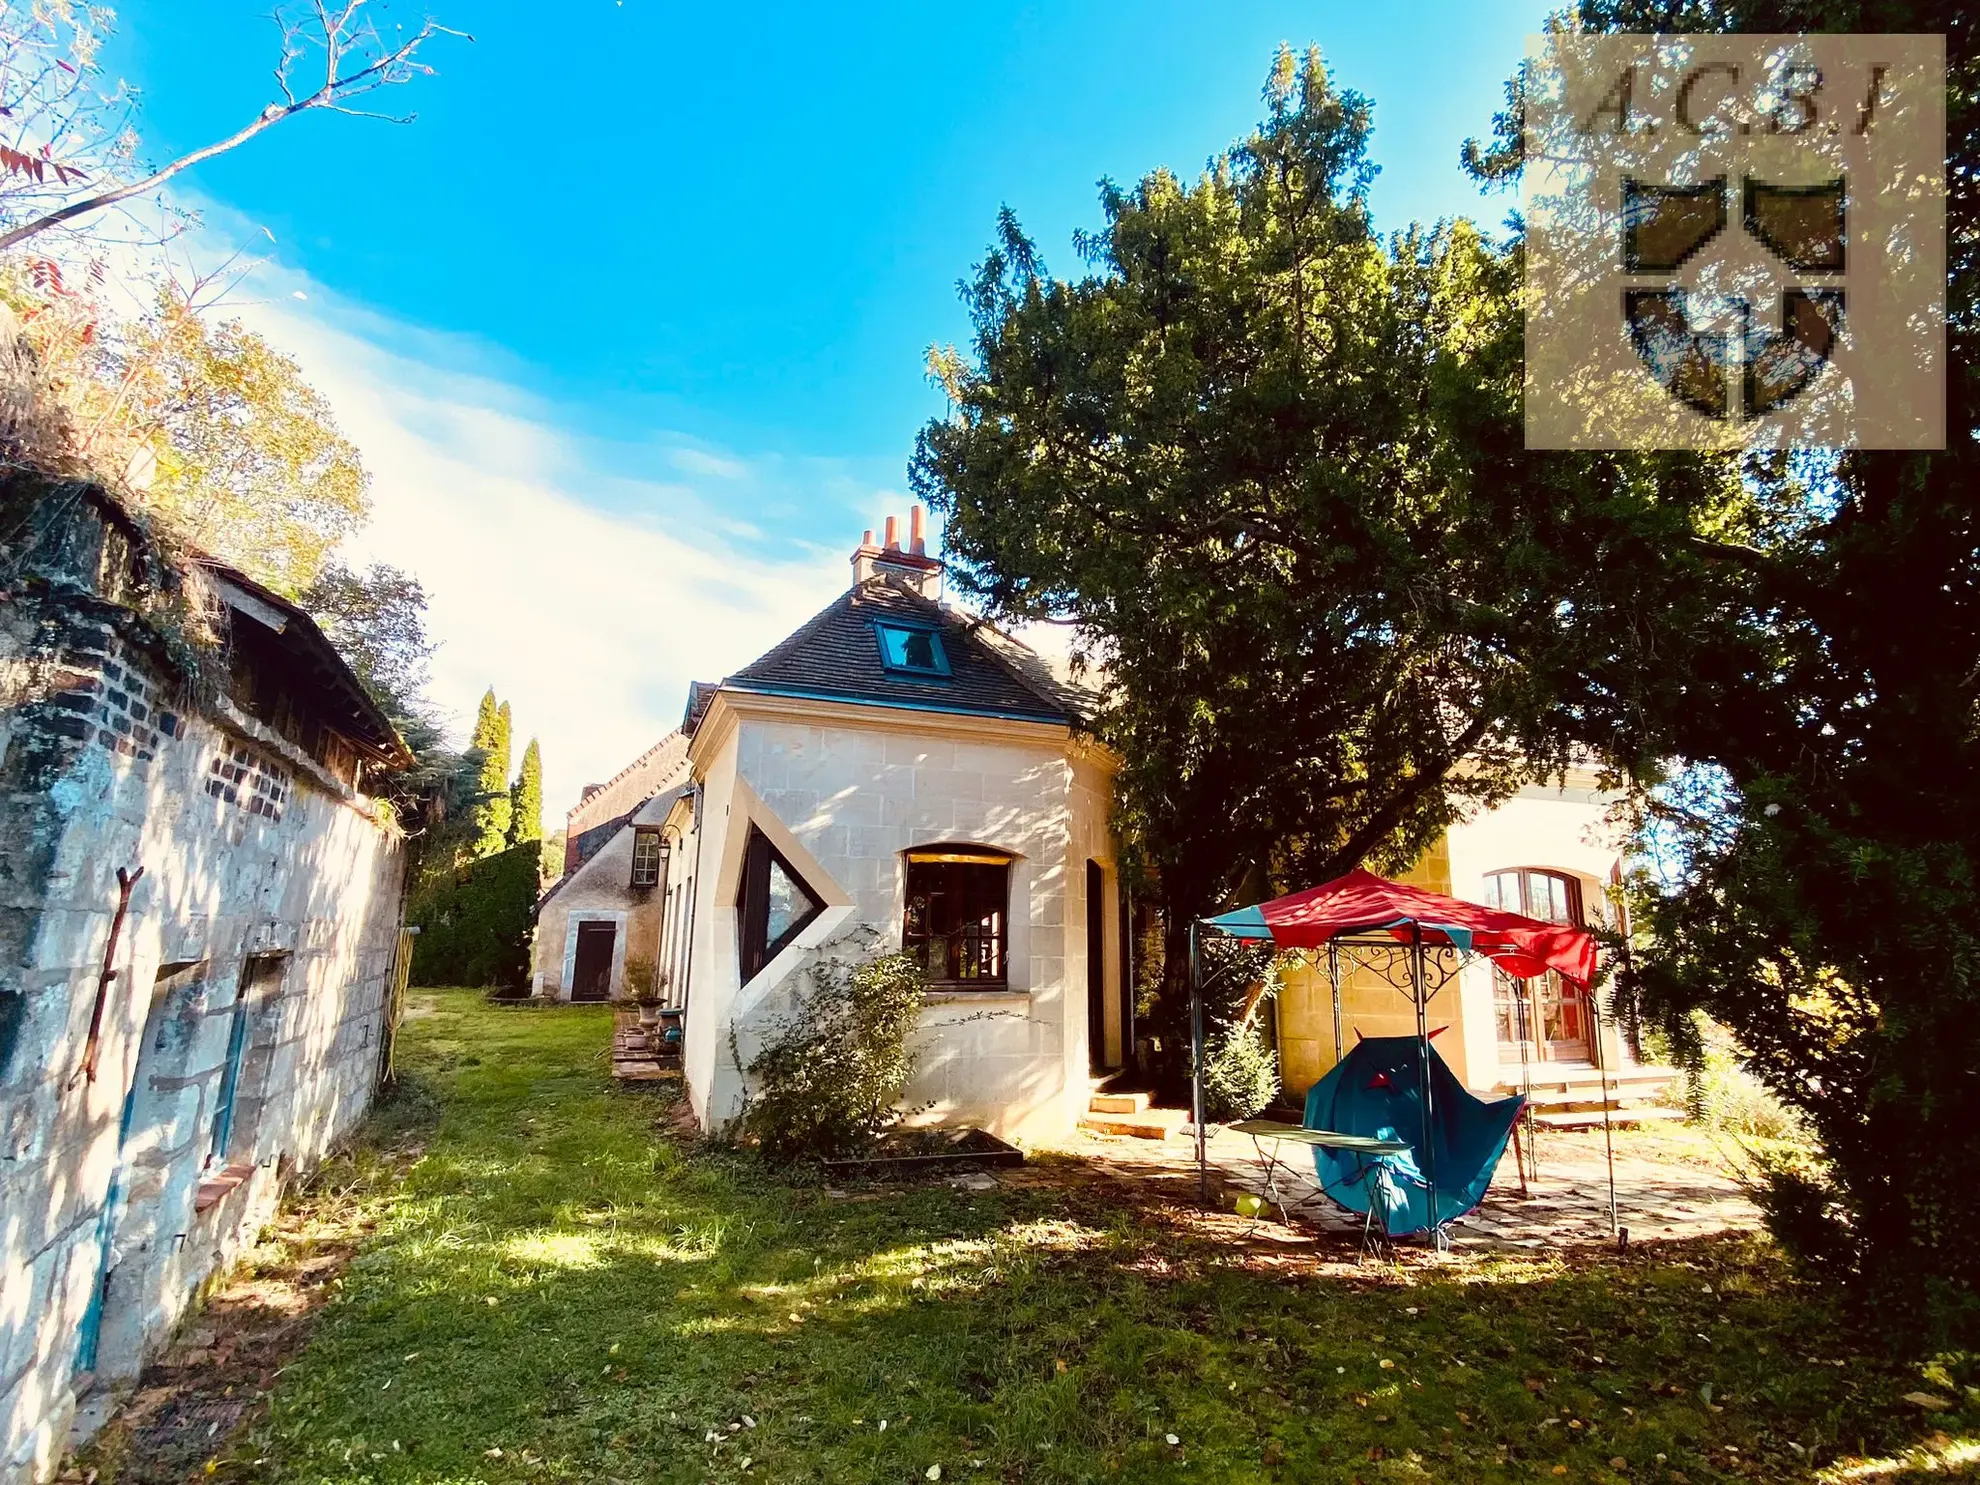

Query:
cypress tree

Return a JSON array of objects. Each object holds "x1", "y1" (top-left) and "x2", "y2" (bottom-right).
[
  {"x1": 468, "y1": 687, "x2": 513, "y2": 857},
  {"x1": 510, "y1": 738, "x2": 543, "y2": 846}
]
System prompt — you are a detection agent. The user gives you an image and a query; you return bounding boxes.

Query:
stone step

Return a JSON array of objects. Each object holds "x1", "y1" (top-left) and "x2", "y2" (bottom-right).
[
  {"x1": 1527, "y1": 1105, "x2": 1686, "y2": 1130},
  {"x1": 1080, "y1": 1106, "x2": 1188, "y2": 1140},
  {"x1": 1496, "y1": 1066, "x2": 1677, "y2": 1097},
  {"x1": 1089, "y1": 1091, "x2": 1152, "y2": 1114}
]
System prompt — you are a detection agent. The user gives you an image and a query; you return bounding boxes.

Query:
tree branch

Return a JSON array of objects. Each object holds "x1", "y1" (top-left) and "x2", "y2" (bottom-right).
[{"x1": 0, "y1": 11, "x2": 469, "y2": 254}]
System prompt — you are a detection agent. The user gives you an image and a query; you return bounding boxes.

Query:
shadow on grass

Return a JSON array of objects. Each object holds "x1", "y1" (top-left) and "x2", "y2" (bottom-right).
[{"x1": 211, "y1": 992, "x2": 1978, "y2": 1485}]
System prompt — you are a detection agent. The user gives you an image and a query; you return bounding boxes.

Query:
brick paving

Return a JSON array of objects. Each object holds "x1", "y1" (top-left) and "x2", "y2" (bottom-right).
[{"x1": 1044, "y1": 1120, "x2": 1762, "y2": 1253}]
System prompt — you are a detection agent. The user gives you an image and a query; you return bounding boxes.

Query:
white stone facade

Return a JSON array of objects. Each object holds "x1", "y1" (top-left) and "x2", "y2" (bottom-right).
[{"x1": 676, "y1": 692, "x2": 1121, "y2": 1144}]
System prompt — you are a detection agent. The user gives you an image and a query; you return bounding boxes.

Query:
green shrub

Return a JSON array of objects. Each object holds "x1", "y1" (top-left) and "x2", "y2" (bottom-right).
[
  {"x1": 741, "y1": 946, "x2": 929, "y2": 1160},
  {"x1": 1202, "y1": 1016, "x2": 1280, "y2": 1122},
  {"x1": 1658, "y1": 1020, "x2": 1803, "y2": 1142},
  {"x1": 406, "y1": 843, "x2": 537, "y2": 989},
  {"x1": 1197, "y1": 955, "x2": 1287, "y2": 1123}
]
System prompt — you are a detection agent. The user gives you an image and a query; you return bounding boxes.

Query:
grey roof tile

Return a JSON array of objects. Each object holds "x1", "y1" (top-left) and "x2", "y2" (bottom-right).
[{"x1": 724, "y1": 577, "x2": 1088, "y2": 725}]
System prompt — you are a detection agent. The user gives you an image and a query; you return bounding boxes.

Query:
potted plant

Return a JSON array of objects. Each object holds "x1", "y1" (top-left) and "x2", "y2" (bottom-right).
[{"x1": 622, "y1": 958, "x2": 667, "y2": 1046}]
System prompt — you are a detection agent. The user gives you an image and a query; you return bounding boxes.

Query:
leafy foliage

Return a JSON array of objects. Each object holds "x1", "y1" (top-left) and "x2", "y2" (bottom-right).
[
  {"x1": 509, "y1": 737, "x2": 543, "y2": 846},
  {"x1": 1458, "y1": 0, "x2": 1980, "y2": 1321},
  {"x1": 299, "y1": 561, "x2": 435, "y2": 717},
  {"x1": 912, "y1": 46, "x2": 1750, "y2": 1050},
  {"x1": 1, "y1": 277, "x2": 370, "y2": 596},
  {"x1": 407, "y1": 843, "x2": 538, "y2": 990},
  {"x1": 468, "y1": 688, "x2": 514, "y2": 858},
  {"x1": 742, "y1": 945, "x2": 929, "y2": 1160},
  {"x1": 1201, "y1": 1018, "x2": 1280, "y2": 1123}
]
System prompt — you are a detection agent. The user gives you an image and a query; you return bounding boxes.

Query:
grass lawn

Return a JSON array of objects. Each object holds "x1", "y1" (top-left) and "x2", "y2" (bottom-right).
[{"x1": 145, "y1": 990, "x2": 1980, "y2": 1483}]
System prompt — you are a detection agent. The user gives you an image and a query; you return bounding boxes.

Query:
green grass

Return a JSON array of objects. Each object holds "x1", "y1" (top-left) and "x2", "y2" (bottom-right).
[{"x1": 228, "y1": 990, "x2": 1977, "y2": 1483}]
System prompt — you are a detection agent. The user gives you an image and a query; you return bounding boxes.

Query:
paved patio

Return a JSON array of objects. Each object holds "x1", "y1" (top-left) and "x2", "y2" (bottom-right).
[{"x1": 1045, "y1": 1120, "x2": 1763, "y2": 1253}]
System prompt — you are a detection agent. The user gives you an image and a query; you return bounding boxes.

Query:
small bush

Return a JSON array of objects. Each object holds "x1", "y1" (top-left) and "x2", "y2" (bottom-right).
[
  {"x1": 741, "y1": 947, "x2": 929, "y2": 1160},
  {"x1": 1660, "y1": 1021, "x2": 1802, "y2": 1142},
  {"x1": 1202, "y1": 1017, "x2": 1280, "y2": 1122}
]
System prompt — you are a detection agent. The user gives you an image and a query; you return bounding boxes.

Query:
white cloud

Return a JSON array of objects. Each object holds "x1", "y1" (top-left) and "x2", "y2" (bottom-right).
[{"x1": 212, "y1": 270, "x2": 883, "y2": 823}]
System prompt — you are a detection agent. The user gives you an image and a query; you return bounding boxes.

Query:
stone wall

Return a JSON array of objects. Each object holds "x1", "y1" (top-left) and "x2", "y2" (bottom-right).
[{"x1": 0, "y1": 594, "x2": 406, "y2": 1485}]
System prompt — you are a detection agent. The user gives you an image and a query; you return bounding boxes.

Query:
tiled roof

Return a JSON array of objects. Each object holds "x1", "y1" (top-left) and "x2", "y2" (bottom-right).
[
  {"x1": 565, "y1": 729, "x2": 689, "y2": 849},
  {"x1": 541, "y1": 782, "x2": 692, "y2": 907},
  {"x1": 722, "y1": 577, "x2": 1092, "y2": 725}
]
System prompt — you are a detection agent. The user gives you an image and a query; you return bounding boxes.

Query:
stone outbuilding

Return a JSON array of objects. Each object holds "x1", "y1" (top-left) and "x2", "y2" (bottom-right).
[
  {"x1": 0, "y1": 479, "x2": 413, "y2": 1484},
  {"x1": 531, "y1": 730, "x2": 691, "y2": 1002}
]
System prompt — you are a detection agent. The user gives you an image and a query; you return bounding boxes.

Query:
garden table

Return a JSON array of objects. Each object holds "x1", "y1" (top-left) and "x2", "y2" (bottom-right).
[{"x1": 1227, "y1": 1119, "x2": 1413, "y2": 1244}]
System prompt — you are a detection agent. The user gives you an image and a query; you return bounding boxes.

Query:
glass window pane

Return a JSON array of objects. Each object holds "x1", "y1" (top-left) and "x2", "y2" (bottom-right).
[
  {"x1": 903, "y1": 856, "x2": 1009, "y2": 983},
  {"x1": 878, "y1": 625, "x2": 947, "y2": 674},
  {"x1": 765, "y1": 858, "x2": 815, "y2": 946}
]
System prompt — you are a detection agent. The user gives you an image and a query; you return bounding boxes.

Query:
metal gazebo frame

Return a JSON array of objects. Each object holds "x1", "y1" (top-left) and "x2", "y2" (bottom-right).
[{"x1": 1188, "y1": 909, "x2": 1618, "y2": 1249}]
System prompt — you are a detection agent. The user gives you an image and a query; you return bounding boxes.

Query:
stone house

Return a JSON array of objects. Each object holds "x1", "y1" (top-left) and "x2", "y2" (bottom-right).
[
  {"x1": 550, "y1": 510, "x2": 1660, "y2": 1146},
  {"x1": 532, "y1": 730, "x2": 691, "y2": 1002},
  {"x1": 0, "y1": 481, "x2": 412, "y2": 1484}
]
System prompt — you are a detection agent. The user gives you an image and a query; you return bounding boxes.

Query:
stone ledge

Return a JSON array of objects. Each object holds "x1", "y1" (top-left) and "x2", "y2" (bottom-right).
[
  {"x1": 923, "y1": 988, "x2": 1033, "y2": 1005},
  {"x1": 191, "y1": 1162, "x2": 254, "y2": 1214}
]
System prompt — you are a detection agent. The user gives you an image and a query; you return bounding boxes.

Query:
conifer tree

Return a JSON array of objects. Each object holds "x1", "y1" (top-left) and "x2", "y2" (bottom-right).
[
  {"x1": 509, "y1": 738, "x2": 543, "y2": 846},
  {"x1": 468, "y1": 687, "x2": 513, "y2": 857}
]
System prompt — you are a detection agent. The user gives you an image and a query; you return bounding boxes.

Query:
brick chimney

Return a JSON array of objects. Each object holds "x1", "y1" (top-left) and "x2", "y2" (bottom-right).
[{"x1": 851, "y1": 503, "x2": 942, "y2": 598}]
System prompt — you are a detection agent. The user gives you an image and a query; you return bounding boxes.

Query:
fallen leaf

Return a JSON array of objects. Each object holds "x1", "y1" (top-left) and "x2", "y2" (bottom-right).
[
  {"x1": 1165, "y1": 1433, "x2": 1181, "y2": 1446},
  {"x1": 927, "y1": 1468, "x2": 942, "y2": 1481},
  {"x1": 1904, "y1": 1391, "x2": 1954, "y2": 1412}
]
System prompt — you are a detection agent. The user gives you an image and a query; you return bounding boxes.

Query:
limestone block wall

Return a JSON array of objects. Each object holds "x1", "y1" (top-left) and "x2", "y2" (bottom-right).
[
  {"x1": 1273, "y1": 839, "x2": 1469, "y2": 1098},
  {"x1": 0, "y1": 605, "x2": 405, "y2": 1485},
  {"x1": 681, "y1": 699, "x2": 1117, "y2": 1144}
]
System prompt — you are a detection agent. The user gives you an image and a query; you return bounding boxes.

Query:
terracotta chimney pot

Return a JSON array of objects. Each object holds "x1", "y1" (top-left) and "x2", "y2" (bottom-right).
[
  {"x1": 884, "y1": 515, "x2": 900, "y2": 549},
  {"x1": 909, "y1": 504, "x2": 926, "y2": 556}
]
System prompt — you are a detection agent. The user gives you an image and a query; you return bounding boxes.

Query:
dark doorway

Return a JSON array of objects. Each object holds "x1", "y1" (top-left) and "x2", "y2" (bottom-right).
[
  {"x1": 572, "y1": 921, "x2": 616, "y2": 1001},
  {"x1": 1086, "y1": 860, "x2": 1109, "y2": 1073}
]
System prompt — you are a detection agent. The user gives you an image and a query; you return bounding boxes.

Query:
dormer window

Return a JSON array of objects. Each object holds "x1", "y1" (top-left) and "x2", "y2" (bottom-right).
[{"x1": 875, "y1": 622, "x2": 950, "y2": 677}]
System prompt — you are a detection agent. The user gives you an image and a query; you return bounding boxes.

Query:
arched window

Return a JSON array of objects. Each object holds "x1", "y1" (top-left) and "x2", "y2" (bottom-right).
[
  {"x1": 1482, "y1": 867, "x2": 1580, "y2": 925},
  {"x1": 903, "y1": 846, "x2": 1011, "y2": 986},
  {"x1": 1484, "y1": 868, "x2": 1592, "y2": 1064}
]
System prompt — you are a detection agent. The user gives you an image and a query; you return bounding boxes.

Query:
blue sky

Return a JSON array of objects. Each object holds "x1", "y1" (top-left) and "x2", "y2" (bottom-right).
[{"x1": 110, "y1": 0, "x2": 1542, "y2": 814}]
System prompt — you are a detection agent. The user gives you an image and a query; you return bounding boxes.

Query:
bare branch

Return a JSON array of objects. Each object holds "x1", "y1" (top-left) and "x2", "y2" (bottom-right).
[{"x1": 0, "y1": 5, "x2": 471, "y2": 254}]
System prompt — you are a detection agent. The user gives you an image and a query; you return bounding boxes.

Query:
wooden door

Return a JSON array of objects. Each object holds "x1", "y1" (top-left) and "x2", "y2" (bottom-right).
[
  {"x1": 572, "y1": 921, "x2": 616, "y2": 1002},
  {"x1": 1086, "y1": 861, "x2": 1108, "y2": 1072}
]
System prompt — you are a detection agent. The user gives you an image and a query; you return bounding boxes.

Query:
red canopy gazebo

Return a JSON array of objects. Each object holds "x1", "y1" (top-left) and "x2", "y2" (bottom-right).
[{"x1": 1191, "y1": 869, "x2": 1607, "y2": 1244}]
